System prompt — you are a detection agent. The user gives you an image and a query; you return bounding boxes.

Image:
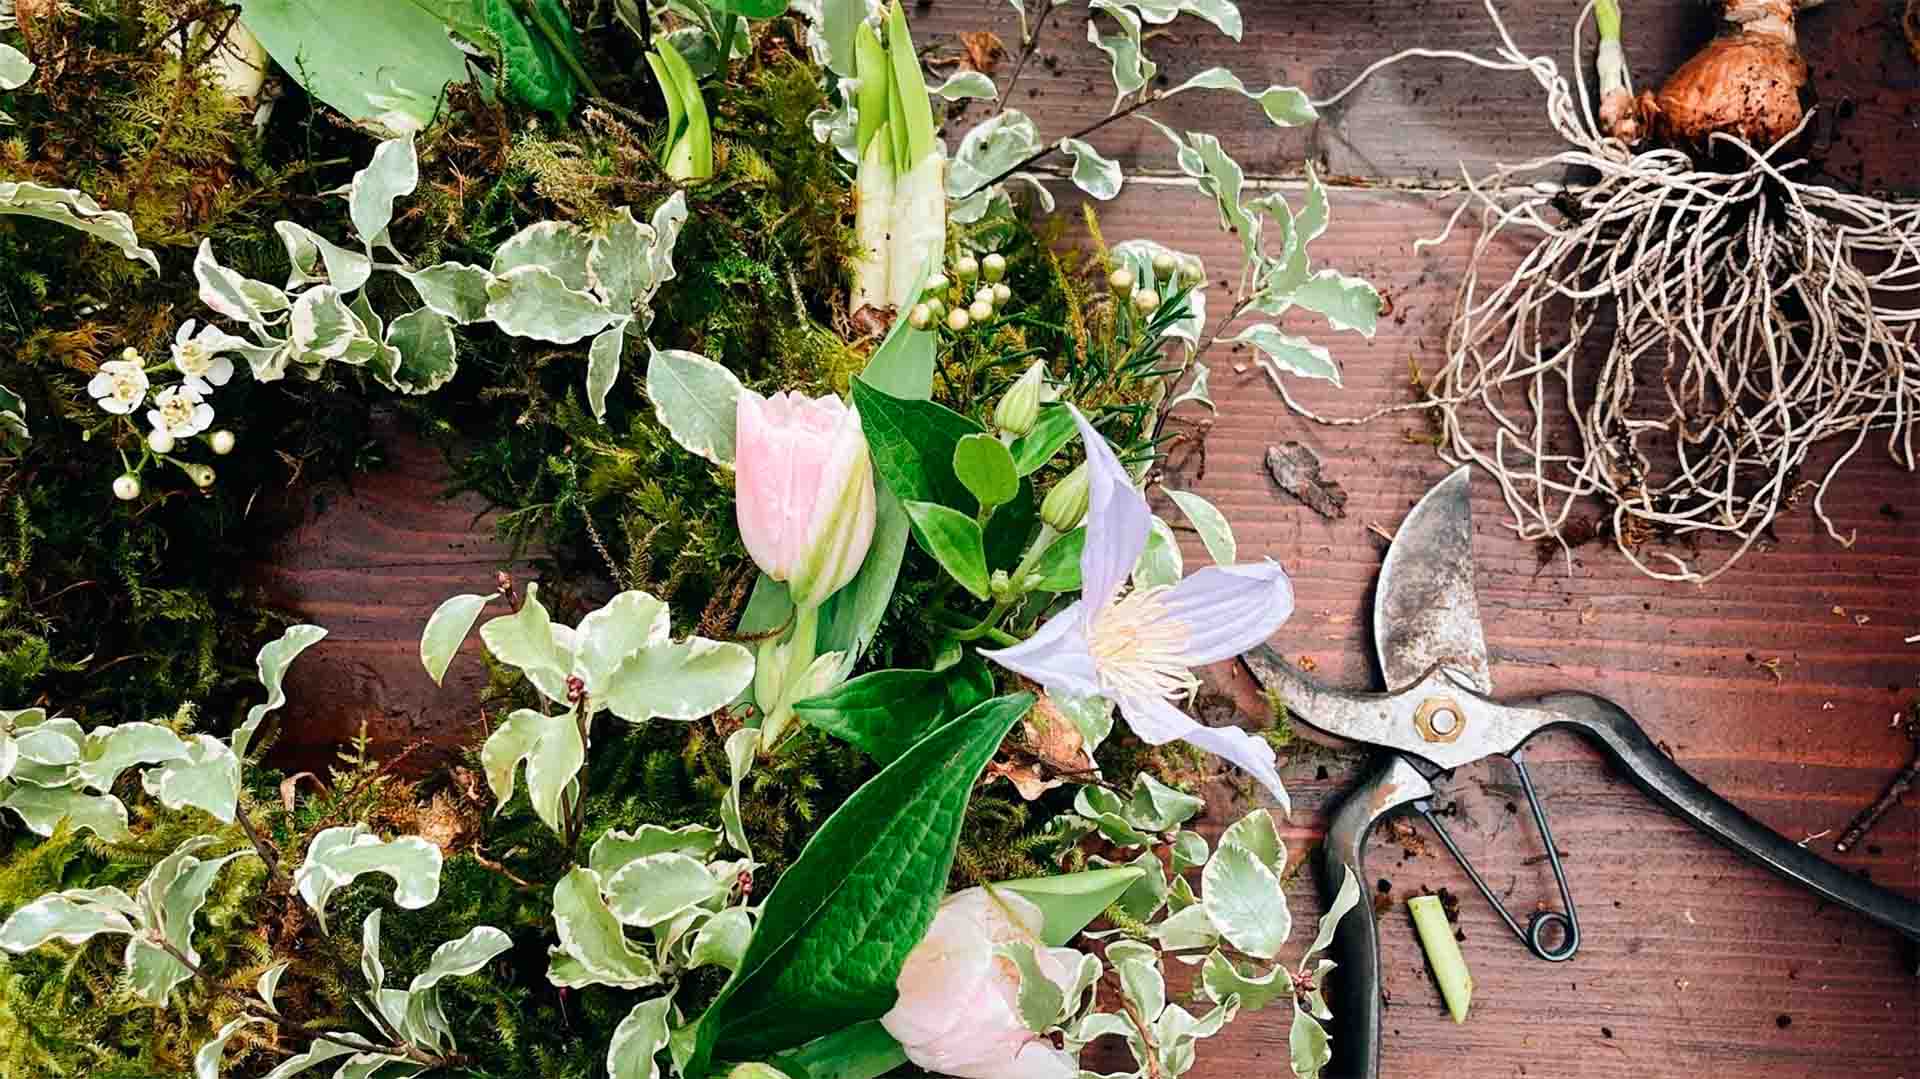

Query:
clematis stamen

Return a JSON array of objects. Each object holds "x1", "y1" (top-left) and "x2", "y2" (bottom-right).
[{"x1": 1088, "y1": 586, "x2": 1202, "y2": 703}]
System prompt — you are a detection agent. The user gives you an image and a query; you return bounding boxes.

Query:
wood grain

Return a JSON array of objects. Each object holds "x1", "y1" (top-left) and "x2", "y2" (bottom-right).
[{"x1": 916, "y1": 0, "x2": 1920, "y2": 193}]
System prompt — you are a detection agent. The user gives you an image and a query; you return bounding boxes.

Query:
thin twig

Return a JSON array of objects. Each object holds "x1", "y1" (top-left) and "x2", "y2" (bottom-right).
[{"x1": 993, "y1": 0, "x2": 1060, "y2": 114}]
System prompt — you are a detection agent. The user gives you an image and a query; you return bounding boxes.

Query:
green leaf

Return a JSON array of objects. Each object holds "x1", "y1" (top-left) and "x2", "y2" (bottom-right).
[
  {"x1": 995, "y1": 866, "x2": 1146, "y2": 946},
  {"x1": 293, "y1": 825, "x2": 443, "y2": 933},
  {"x1": 275, "y1": 221, "x2": 373, "y2": 293},
  {"x1": 952, "y1": 433, "x2": 1019, "y2": 510},
  {"x1": 1307, "y1": 864, "x2": 1360, "y2": 960},
  {"x1": 0, "y1": 887, "x2": 137, "y2": 953},
  {"x1": 1201, "y1": 951, "x2": 1293, "y2": 1011},
  {"x1": 1165, "y1": 67, "x2": 1315, "y2": 126},
  {"x1": 850, "y1": 378, "x2": 984, "y2": 510},
  {"x1": 647, "y1": 345, "x2": 743, "y2": 465},
  {"x1": 774, "y1": 1021, "x2": 908, "y2": 1079},
  {"x1": 688, "y1": 693, "x2": 1034, "y2": 1076},
  {"x1": 790, "y1": 657, "x2": 993, "y2": 764},
  {"x1": 422, "y1": 593, "x2": 492, "y2": 686},
  {"x1": 1133, "y1": 516, "x2": 1184, "y2": 588},
  {"x1": 140, "y1": 734, "x2": 242, "y2": 823},
  {"x1": 587, "y1": 323, "x2": 627, "y2": 422},
  {"x1": 1290, "y1": 269, "x2": 1382, "y2": 337},
  {"x1": 492, "y1": 220, "x2": 594, "y2": 289},
  {"x1": 1029, "y1": 527, "x2": 1084, "y2": 591},
  {"x1": 405, "y1": 262, "x2": 495, "y2": 324},
  {"x1": 609, "y1": 995, "x2": 675, "y2": 1079},
  {"x1": 73, "y1": 722, "x2": 189, "y2": 792},
  {"x1": 1, "y1": 181, "x2": 159, "y2": 272},
  {"x1": 902, "y1": 501, "x2": 990, "y2": 600},
  {"x1": 240, "y1": 0, "x2": 467, "y2": 130},
  {"x1": 1219, "y1": 808, "x2": 1285, "y2": 876},
  {"x1": 1008, "y1": 404, "x2": 1076, "y2": 475},
  {"x1": 689, "y1": 906, "x2": 753, "y2": 971},
  {"x1": 981, "y1": 478, "x2": 1038, "y2": 571},
  {"x1": 478, "y1": 584, "x2": 570, "y2": 703},
  {"x1": 481, "y1": 707, "x2": 586, "y2": 835},
  {"x1": 601, "y1": 636, "x2": 756, "y2": 725},
  {"x1": 482, "y1": 0, "x2": 582, "y2": 118},
  {"x1": 708, "y1": 0, "x2": 788, "y2": 16},
  {"x1": 1200, "y1": 841, "x2": 1289, "y2": 960},
  {"x1": 129, "y1": 837, "x2": 249, "y2": 1004},
  {"x1": 1, "y1": 784, "x2": 130, "y2": 841},
  {"x1": 549, "y1": 868, "x2": 661, "y2": 989},
  {"x1": 604, "y1": 852, "x2": 725, "y2": 927},
  {"x1": 235, "y1": 625, "x2": 328, "y2": 758},
  {"x1": 0, "y1": 43, "x2": 34, "y2": 89},
  {"x1": 1001, "y1": 941, "x2": 1066, "y2": 1032},
  {"x1": 382, "y1": 307, "x2": 458, "y2": 394},
  {"x1": 1289, "y1": 1004, "x2": 1332, "y2": 1077},
  {"x1": 719, "y1": 728, "x2": 758, "y2": 856},
  {"x1": 1231, "y1": 323, "x2": 1340, "y2": 385},
  {"x1": 1060, "y1": 137, "x2": 1123, "y2": 200},
  {"x1": 1163, "y1": 488, "x2": 1236, "y2": 564},
  {"x1": 487, "y1": 265, "x2": 617, "y2": 343}
]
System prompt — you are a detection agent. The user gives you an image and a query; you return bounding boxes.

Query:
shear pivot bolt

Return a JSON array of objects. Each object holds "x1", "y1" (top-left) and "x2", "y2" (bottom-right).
[{"x1": 1414, "y1": 697, "x2": 1465, "y2": 743}]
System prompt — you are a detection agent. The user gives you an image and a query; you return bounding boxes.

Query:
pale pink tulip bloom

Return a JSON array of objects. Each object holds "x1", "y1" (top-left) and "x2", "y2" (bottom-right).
[
  {"x1": 882, "y1": 887, "x2": 1080, "y2": 1079},
  {"x1": 983, "y1": 406, "x2": 1295, "y2": 806},
  {"x1": 734, "y1": 389, "x2": 877, "y2": 611}
]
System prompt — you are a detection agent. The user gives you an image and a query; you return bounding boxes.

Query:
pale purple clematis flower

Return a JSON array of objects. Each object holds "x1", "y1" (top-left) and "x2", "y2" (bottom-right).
[{"x1": 982, "y1": 407, "x2": 1295, "y2": 806}]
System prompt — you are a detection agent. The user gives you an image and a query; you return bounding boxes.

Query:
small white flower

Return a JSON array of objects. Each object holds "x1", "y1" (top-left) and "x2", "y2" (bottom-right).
[
  {"x1": 146, "y1": 385, "x2": 215, "y2": 439},
  {"x1": 87, "y1": 359, "x2": 149, "y2": 416},
  {"x1": 169, "y1": 320, "x2": 238, "y2": 395},
  {"x1": 112, "y1": 474, "x2": 141, "y2": 501}
]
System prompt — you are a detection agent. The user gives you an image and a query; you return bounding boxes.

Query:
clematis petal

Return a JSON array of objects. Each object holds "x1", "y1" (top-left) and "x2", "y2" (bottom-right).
[
  {"x1": 1158, "y1": 561, "x2": 1294, "y2": 665},
  {"x1": 1116, "y1": 692, "x2": 1289, "y2": 813},
  {"x1": 1066, "y1": 406, "x2": 1152, "y2": 612},
  {"x1": 979, "y1": 601, "x2": 1101, "y2": 699}
]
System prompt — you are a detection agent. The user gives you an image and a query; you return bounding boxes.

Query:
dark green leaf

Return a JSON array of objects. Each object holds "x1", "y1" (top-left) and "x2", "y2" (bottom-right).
[
  {"x1": 483, "y1": 0, "x2": 580, "y2": 119},
  {"x1": 1009, "y1": 404, "x2": 1077, "y2": 475},
  {"x1": 688, "y1": 694, "x2": 1036, "y2": 1076},
  {"x1": 952, "y1": 434, "x2": 1018, "y2": 510},
  {"x1": 1029, "y1": 527, "x2": 1084, "y2": 591},
  {"x1": 996, "y1": 867, "x2": 1148, "y2": 945},
  {"x1": 981, "y1": 478, "x2": 1037, "y2": 571},
  {"x1": 792, "y1": 657, "x2": 994, "y2": 764},
  {"x1": 707, "y1": 0, "x2": 788, "y2": 15},
  {"x1": 851, "y1": 379, "x2": 984, "y2": 511},
  {"x1": 772, "y1": 1021, "x2": 908, "y2": 1079},
  {"x1": 902, "y1": 501, "x2": 991, "y2": 600}
]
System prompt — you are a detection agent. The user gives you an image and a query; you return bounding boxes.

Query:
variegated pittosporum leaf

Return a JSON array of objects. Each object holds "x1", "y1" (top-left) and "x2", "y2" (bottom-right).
[
  {"x1": 356, "y1": 908, "x2": 513, "y2": 1056},
  {"x1": 190, "y1": 135, "x2": 689, "y2": 414},
  {"x1": 292, "y1": 824, "x2": 444, "y2": 933}
]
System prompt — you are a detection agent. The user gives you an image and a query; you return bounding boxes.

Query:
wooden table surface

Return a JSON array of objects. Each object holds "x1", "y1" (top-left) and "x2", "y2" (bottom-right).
[{"x1": 259, "y1": 2, "x2": 1920, "y2": 1076}]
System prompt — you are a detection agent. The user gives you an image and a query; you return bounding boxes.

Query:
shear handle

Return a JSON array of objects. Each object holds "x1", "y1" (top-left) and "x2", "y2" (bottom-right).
[
  {"x1": 1317, "y1": 756, "x2": 1435, "y2": 1079},
  {"x1": 1534, "y1": 690, "x2": 1920, "y2": 949}
]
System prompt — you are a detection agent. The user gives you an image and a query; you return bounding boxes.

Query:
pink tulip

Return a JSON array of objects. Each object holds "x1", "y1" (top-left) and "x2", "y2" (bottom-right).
[
  {"x1": 881, "y1": 887, "x2": 1080, "y2": 1079},
  {"x1": 734, "y1": 389, "x2": 877, "y2": 612}
]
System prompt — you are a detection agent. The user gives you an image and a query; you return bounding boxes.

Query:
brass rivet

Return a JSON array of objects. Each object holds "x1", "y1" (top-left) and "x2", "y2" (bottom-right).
[{"x1": 1413, "y1": 697, "x2": 1465, "y2": 743}]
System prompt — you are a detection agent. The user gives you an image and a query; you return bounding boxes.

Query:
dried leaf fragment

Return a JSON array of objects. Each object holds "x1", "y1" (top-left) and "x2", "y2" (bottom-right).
[{"x1": 1265, "y1": 442, "x2": 1348, "y2": 519}]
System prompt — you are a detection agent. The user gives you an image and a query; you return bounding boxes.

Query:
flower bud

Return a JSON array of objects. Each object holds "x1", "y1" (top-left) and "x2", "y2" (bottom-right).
[
  {"x1": 120, "y1": 346, "x2": 141, "y2": 363},
  {"x1": 991, "y1": 282, "x2": 1011, "y2": 307},
  {"x1": 924, "y1": 273, "x2": 948, "y2": 296},
  {"x1": 1132, "y1": 289, "x2": 1161, "y2": 315},
  {"x1": 946, "y1": 307, "x2": 971, "y2": 332},
  {"x1": 993, "y1": 361, "x2": 1045, "y2": 437},
  {"x1": 909, "y1": 304, "x2": 933, "y2": 330},
  {"x1": 1107, "y1": 268, "x2": 1134, "y2": 298},
  {"x1": 147, "y1": 430, "x2": 177, "y2": 455},
  {"x1": 188, "y1": 464, "x2": 216, "y2": 489},
  {"x1": 926, "y1": 297, "x2": 946, "y2": 319},
  {"x1": 210, "y1": 429, "x2": 236, "y2": 455},
  {"x1": 955, "y1": 254, "x2": 980, "y2": 281},
  {"x1": 1151, "y1": 251, "x2": 1177, "y2": 276},
  {"x1": 727, "y1": 1067, "x2": 794, "y2": 1079},
  {"x1": 974, "y1": 286, "x2": 995, "y2": 307},
  {"x1": 981, "y1": 252, "x2": 1006, "y2": 282},
  {"x1": 1040, "y1": 463, "x2": 1091, "y2": 531},
  {"x1": 1181, "y1": 257, "x2": 1205, "y2": 285},
  {"x1": 734, "y1": 390, "x2": 878, "y2": 611},
  {"x1": 968, "y1": 298, "x2": 993, "y2": 322},
  {"x1": 112, "y1": 474, "x2": 141, "y2": 501}
]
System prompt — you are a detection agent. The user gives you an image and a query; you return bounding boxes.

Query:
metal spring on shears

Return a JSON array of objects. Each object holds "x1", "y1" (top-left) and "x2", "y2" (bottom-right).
[{"x1": 1414, "y1": 751, "x2": 1581, "y2": 962}]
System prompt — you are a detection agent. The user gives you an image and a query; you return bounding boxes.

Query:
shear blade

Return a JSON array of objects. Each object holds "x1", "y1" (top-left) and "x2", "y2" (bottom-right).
[{"x1": 1373, "y1": 466, "x2": 1492, "y2": 695}]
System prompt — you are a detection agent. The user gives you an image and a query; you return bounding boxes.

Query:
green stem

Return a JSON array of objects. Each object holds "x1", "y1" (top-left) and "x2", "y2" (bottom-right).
[
  {"x1": 716, "y1": 12, "x2": 741, "y2": 72},
  {"x1": 1408, "y1": 894, "x2": 1473, "y2": 1024},
  {"x1": 1012, "y1": 522, "x2": 1060, "y2": 581},
  {"x1": 516, "y1": 0, "x2": 603, "y2": 99},
  {"x1": 951, "y1": 598, "x2": 1015, "y2": 641}
]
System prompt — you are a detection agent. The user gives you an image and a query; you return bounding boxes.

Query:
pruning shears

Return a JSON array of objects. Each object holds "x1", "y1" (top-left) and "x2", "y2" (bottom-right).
[{"x1": 1243, "y1": 467, "x2": 1920, "y2": 1079}]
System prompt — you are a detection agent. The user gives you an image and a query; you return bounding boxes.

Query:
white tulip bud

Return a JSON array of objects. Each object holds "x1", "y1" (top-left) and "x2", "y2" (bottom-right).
[
  {"x1": 112, "y1": 474, "x2": 141, "y2": 501},
  {"x1": 210, "y1": 430, "x2": 236, "y2": 456}
]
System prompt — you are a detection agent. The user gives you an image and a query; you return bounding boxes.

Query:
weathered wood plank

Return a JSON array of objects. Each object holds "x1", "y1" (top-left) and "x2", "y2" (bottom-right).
[{"x1": 916, "y1": 0, "x2": 1920, "y2": 192}]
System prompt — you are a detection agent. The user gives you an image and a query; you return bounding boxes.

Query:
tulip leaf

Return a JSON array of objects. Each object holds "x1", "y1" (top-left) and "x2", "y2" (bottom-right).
[
  {"x1": 790, "y1": 656, "x2": 995, "y2": 764},
  {"x1": 646, "y1": 345, "x2": 742, "y2": 465},
  {"x1": 902, "y1": 501, "x2": 990, "y2": 600},
  {"x1": 1008, "y1": 403, "x2": 1077, "y2": 475},
  {"x1": 952, "y1": 433, "x2": 1019, "y2": 511},
  {"x1": 1029, "y1": 527, "x2": 1085, "y2": 591},
  {"x1": 995, "y1": 866, "x2": 1147, "y2": 946},
  {"x1": 237, "y1": 1, "x2": 469, "y2": 132},
  {"x1": 420, "y1": 593, "x2": 492, "y2": 686},
  {"x1": 688, "y1": 693, "x2": 1035, "y2": 1076}
]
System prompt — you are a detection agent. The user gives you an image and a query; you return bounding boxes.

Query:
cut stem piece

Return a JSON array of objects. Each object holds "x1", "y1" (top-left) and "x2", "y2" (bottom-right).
[{"x1": 1409, "y1": 893, "x2": 1472, "y2": 1024}]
